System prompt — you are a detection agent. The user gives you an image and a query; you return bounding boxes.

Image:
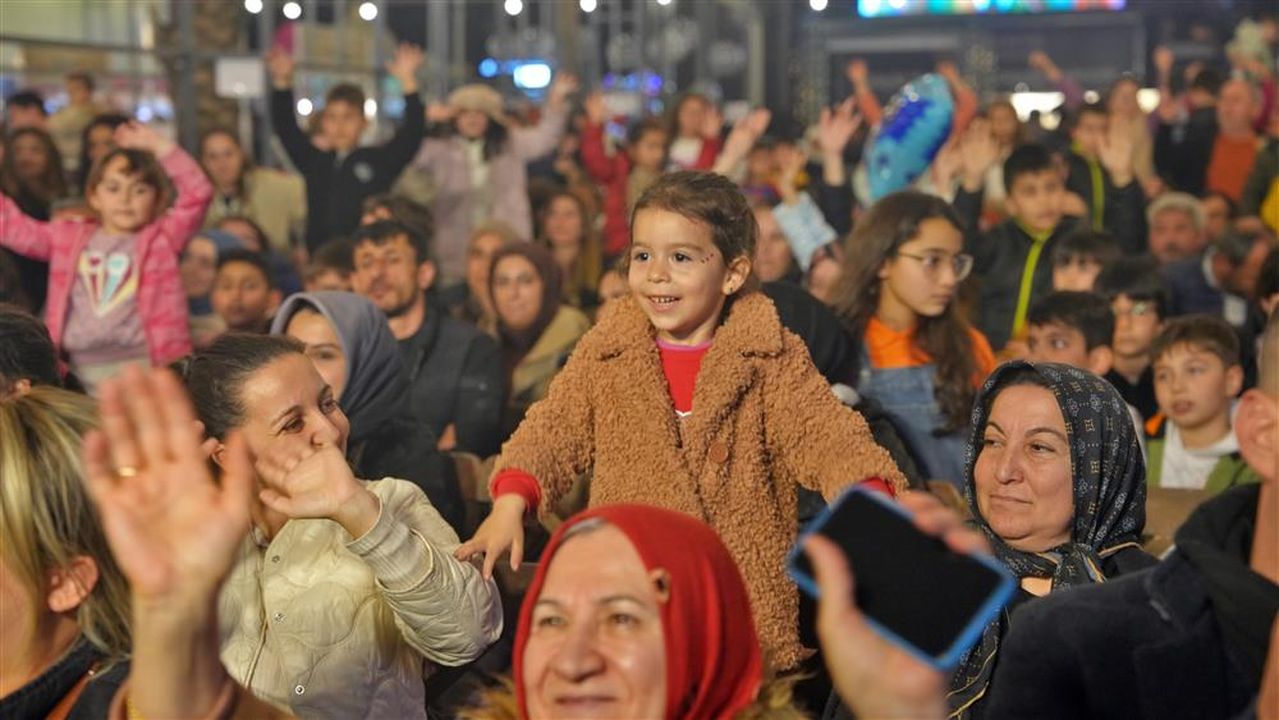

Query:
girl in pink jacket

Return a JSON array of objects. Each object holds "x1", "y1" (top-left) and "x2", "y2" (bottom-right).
[{"x1": 1, "y1": 121, "x2": 212, "y2": 390}]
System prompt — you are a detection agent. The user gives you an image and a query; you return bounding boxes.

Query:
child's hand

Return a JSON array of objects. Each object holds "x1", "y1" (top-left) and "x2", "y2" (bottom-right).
[
  {"x1": 701, "y1": 103, "x2": 725, "y2": 140},
  {"x1": 386, "y1": 43, "x2": 424, "y2": 94},
  {"x1": 426, "y1": 101, "x2": 456, "y2": 124},
  {"x1": 1027, "y1": 50, "x2": 1061, "y2": 82},
  {"x1": 1098, "y1": 124, "x2": 1135, "y2": 187},
  {"x1": 454, "y1": 493, "x2": 528, "y2": 580},
  {"x1": 115, "y1": 121, "x2": 175, "y2": 157},
  {"x1": 818, "y1": 97, "x2": 861, "y2": 158},
  {"x1": 1152, "y1": 45, "x2": 1175, "y2": 77},
  {"x1": 846, "y1": 58, "x2": 870, "y2": 87},
  {"x1": 547, "y1": 73, "x2": 581, "y2": 108},
  {"x1": 958, "y1": 119, "x2": 997, "y2": 191},
  {"x1": 266, "y1": 47, "x2": 295, "y2": 90},
  {"x1": 584, "y1": 90, "x2": 607, "y2": 126},
  {"x1": 935, "y1": 59, "x2": 961, "y2": 85}
]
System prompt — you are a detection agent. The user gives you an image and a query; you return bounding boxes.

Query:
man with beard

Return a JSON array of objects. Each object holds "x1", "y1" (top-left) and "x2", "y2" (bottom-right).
[{"x1": 351, "y1": 220, "x2": 504, "y2": 457}]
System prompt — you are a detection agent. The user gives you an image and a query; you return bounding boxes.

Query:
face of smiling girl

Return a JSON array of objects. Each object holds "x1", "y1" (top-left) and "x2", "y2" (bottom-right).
[{"x1": 627, "y1": 208, "x2": 751, "y2": 347}]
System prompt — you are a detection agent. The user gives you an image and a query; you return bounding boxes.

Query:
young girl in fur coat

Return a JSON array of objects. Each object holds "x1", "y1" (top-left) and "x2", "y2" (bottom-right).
[{"x1": 457, "y1": 171, "x2": 905, "y2": 671}]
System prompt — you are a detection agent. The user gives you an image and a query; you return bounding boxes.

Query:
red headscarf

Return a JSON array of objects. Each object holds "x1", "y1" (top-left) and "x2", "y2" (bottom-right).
[{"x1": 513, "y1": 504, "x2": 764, "y2": 720}]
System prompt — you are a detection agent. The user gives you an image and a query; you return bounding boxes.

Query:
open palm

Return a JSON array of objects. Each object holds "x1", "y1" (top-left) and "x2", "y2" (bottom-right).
[{"x1": 83, "y1": 367, "x2": 253, "y2": 603}]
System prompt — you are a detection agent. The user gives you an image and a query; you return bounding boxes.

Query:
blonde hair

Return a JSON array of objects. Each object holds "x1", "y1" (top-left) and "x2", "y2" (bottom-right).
[{"x1": 0, "y1": 388, "x2": 131, "y2": 661}]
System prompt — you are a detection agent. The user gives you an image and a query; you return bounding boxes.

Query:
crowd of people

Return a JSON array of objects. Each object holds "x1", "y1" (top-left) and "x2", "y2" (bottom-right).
[{"x1": 2, "y1": 15, "x2": 1279, "y2": 720}]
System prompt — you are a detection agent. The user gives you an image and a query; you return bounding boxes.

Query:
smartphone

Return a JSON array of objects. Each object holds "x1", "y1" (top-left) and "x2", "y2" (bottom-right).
[{"x1": 788, "y1": 485, "x2": 1015, "y2": 670}]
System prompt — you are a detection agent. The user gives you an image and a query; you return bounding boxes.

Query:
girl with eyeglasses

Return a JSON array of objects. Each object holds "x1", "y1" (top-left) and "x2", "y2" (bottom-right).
[{"x1": 830, "y1": 190, "x2": 995, "y2": 489}]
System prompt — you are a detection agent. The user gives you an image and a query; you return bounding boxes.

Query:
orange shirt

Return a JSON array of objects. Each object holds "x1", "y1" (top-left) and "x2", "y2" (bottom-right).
[
  {"x1": 1206, "y1": 134, "x2": 1259, "y2": 202},
  {"x1": 864, "y1": 316, "x2": 998, "y2": 388}
]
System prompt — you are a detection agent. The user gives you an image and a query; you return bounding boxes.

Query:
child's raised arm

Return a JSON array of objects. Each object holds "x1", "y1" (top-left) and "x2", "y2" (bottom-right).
[
  {"x1": 579, "y1": 92, "x2": 622, "y2": 184},
  {"x1": 508, "y1": 73, "x2": 577, "y2": 162},
  {"x1": 0, "y1": 191, "x2": 58, "y2": 261},
  {"x1": 765, "y1": 331, "x2": 907, "y2": 499},
  {"x1": 267, "y1": 48, "x2": 325, "y2": 172},
  {"x1": 373, "y1": 43, "x2": 427, "y2": 172},
  {"x1": 116, "y1": 122, "x2": 214, "y2": 255}
]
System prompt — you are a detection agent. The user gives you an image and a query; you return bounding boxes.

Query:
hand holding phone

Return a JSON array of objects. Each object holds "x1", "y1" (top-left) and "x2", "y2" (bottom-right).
[
  {"x1": 790, "y1": 486, "x2": 1013, "y2": 669},
  {"x1": 796, "y1": 489, "x2": 1011, "y2": 719}
]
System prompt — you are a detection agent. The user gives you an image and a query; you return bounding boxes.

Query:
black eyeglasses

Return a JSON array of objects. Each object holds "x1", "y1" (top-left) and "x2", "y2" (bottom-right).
[{"x1": 895, "y1": 251, "x2": 974, "y2": 281}]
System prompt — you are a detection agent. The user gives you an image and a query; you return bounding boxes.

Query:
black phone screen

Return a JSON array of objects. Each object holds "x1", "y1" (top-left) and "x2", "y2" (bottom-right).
[{"x1": 792, "y1": 490, "x2": 1007, "y2": 659}]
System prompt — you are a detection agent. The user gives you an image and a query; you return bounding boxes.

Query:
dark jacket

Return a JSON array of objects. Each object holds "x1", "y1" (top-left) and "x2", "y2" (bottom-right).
[
  {"x1": 1064, "y1": 150, "x2": 1149, "y2": 251},
  {"x1": 398, "y1": 307, "x2": 505, "y2": 458},
  {"x1": 1155, "y1": 107, "x2": 1218, "y2": 197},
  {"x1": 1164, "y1": 253, "x2": 1226, "y2": 319},
  {"x1": 270, "y1": 88, "x2": 424, "y2": 251},
  {"x1": 1240, "y1": 138, "x2": 1279, "y2": 218},
  {"x1": 0, "y1": 639, "x2": 129, "y2": 720},
  {"x1": 953, "y1": 189, "x2": 1083, "y2": 350},
  {"x1": 985, "y1": 490, "x2": 1271, "y2": 719},
  {"x1": 350, "y1": 414, "x2": 466, "y2": 536}
]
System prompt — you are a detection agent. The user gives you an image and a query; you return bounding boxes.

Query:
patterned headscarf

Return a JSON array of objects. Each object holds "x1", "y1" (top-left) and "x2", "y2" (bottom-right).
[{"x1": 948, "y1": 361, "x2": 1146, "y2": 718}]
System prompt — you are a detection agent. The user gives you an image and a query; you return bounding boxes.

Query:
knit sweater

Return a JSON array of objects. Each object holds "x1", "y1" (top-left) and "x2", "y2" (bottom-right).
[{"x1": 492, "y1": 292, "x2": 906, "y2": 669}]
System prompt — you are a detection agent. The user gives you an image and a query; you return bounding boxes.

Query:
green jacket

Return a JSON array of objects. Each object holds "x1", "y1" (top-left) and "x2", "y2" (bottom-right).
[{"x1": 1145, "y1": 416, "x2": 1260, "y2": 494}]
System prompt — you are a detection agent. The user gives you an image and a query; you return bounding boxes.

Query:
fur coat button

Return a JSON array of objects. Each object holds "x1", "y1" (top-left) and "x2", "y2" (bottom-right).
[{"x1": 708, "y1": 441, "x2": 729, "y2": 464}]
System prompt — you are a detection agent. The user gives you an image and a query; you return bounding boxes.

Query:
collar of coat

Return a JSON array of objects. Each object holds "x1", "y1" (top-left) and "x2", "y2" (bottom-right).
[{"x1": 582, "y1": 291, "x2": 786, "y2": 362}]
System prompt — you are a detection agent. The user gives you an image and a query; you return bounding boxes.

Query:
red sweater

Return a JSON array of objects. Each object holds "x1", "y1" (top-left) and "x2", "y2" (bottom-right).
[{"x1": 580, "y1": 122, "x2": 721, "y2": 259}]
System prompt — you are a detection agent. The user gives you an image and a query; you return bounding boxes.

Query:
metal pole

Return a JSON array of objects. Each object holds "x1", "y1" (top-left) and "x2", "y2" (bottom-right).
[
  {"x1": 175, "y1": 0, "x2": 197, "y2": 153},
  {"x1": 430, "y1": 0, "x2": 450, "y2": 98},
  {"x1": 259, "y1": 0, "x2": 277, "y2": 166},
  {"x1": 451, "y1": 0, "x2": 465, "y2": 88}
]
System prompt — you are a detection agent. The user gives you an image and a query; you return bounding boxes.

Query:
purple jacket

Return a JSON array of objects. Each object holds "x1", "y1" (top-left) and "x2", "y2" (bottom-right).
[{"x1": 0, "y1": 147, "x2": 213, "y2": 365}]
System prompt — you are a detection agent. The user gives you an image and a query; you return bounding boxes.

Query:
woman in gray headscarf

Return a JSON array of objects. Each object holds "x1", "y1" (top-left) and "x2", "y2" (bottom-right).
[{"x1": 272, "y1": 290, "x2": 464, "y2": 534}]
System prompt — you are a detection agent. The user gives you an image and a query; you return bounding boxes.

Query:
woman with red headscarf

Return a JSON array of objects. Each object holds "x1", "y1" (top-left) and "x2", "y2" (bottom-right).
[{"x1": 463, "y1": 504, "x2": 803, "y2": 719}]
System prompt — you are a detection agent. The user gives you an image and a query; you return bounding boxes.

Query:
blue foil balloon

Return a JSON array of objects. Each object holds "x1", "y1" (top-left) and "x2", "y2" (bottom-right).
[{"x1": 866, "y1": 73, "x2": 955, "y2": 201}]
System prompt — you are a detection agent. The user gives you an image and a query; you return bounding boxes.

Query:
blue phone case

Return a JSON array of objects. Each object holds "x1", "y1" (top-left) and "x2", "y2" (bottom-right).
[{"x1": 787, "y1": 486, "x2": 1016, "y2": 671}]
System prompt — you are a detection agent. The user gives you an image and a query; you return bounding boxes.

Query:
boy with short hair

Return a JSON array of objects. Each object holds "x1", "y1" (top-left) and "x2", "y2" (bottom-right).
[
  {"x1": 1025, "y1": 290, "x2": 1116, "y2": 376},
  {"x1": 267, "y1": 44, "x2": 425, "y2": 253},
  {"x1": 1051, "y1": 228, "x2": 1122, "y2": 291},
  {"x1": 303, "y1": 238, "x2": 354, "y2": 293},
  {"x1": 954, "y1": 142, "x2": 1144, "y2": 351},
  {"x1": 1064, "y1": 102, "x2": 1146, "y2": 236},
  {"x1": 210, "y1": 248, "x2": 281, "y2": 335},
  {"x1": 1026, "y1": 290, "x2": 1147, "y2": 449},
  {"x1": 1095, "y1": 257, "x2": 1170, "y2": 420},
  {"x1": 1146, "y1": 315, "x2": 1258, "y2": 492}
]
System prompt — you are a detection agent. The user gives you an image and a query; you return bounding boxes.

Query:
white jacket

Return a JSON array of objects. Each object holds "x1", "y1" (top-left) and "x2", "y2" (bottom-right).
[{"x1": 218, "y1": 478, "x2": 502, "y2": 719}]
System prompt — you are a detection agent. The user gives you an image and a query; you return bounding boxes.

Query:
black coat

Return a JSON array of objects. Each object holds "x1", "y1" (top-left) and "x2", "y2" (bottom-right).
[
  {"x1": 1063, "y1": 150, "x2": 1149, "y2": 253},
  {"x1": 270, "y1": 88, "x2": 424, "y2": 251},
  {"x1": 398, "y1": 308, "x2": 505, "y2": 459},
  {"x1": 985, "y1": 547, "x2": 1259, "y2": 719},
  {"x1": 350, "y1": 415, "x2": 466, "y2": 536},
  {"x1": 1155, "y1": 107, "x2": 1218, "y2": 197}
]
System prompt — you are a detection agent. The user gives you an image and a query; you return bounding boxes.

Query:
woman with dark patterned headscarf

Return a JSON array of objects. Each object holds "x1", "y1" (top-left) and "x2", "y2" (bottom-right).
[{"x1": 946, "y1": 361, "x2": 1155, "y2": 719}]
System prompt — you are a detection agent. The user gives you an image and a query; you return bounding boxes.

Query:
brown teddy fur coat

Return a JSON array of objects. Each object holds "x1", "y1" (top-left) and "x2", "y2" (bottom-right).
[{"x1": 495, "y1": 291, "x2": 906, "y2": 669}]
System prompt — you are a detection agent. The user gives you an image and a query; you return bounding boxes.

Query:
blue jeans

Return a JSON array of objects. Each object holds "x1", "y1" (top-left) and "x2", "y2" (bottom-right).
[{"x1": 857, "y1": 358, "x2": 968, "y2": 488}]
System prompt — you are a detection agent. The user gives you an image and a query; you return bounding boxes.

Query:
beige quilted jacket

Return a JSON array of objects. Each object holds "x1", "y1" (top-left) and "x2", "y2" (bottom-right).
[{"x1": 217, "y1": 478, "x2": 502, "y2": 719}]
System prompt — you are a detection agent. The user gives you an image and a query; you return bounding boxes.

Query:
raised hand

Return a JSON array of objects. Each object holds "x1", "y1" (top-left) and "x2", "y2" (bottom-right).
[
  {"x1": 1098, "y1": 123, "x2": 1135, "y2": 186},
  {"x1": 958, "y1": 118, "x2": 998, "y2": 191},
  {"x1": 83, "y1": 366, "x2": 253, "y2": 603},
  {"x1": 1152, "y1": 45, "x2": 1175, "y2": 78},
  {"x1": 1027, "y1": 50, "x2": 1061, "y2": 82},
  {"x1": 935, "y1": 59, "x2": 961, "y2": 85},
  {"x1": 114, "y1": 121, "x2": 175, "y2": 157},
  {"x1": 846, "y1": 58, "x2": 870, "y2": 88},
  {"x1": 547, "y1": 72, "x2": 581, "y2": 107},
  {"x1": 385, "y1": 43, "x2": 425, "y2": 93},
  {"x1": 266, "y1": 47, "x2": 295, "y2": 90},
  {"x1": 584, "y1": 90, "x2": 607, "y2": 126},
  {"x1": 701, "y1": 103, "x2": 725, "y2": 140},
  {"x1": 718, "y1": 107, "x2": 772, "y2": 165},
  {"x1": 255, "y1": 443, "x2": 379, "y2": 539},
  {"x1": 810, "y1": 491, "x2": 988, "y2": 720},
  {"x1": 455, "y1": 493, "x2": 528, "y2": 580},
  {"x1": 818, "y1": 98, "x2": 862, "y2": 157},
  {"x1": 426, "y1": 101, "x2": 456, "y2": 124}
]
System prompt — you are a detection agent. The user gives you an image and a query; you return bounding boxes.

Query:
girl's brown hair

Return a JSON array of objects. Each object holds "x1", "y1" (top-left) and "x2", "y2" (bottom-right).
[
  {"x1": 2, "y1": 127, "x2": 68, "y2": 206},
  {"x1": 623, "y1": 171, "x2": 757, "y2": 293},
  {"x1": 85, "y1": 147, "x2": 173, "y2": 216},
  {"x1": 538, "y1": 188, "x2": 603, "y2": 304},
  {"x1": 198, "y1": 127, "x2": 254, "y2": 199},
  {"x1": 828, "y1": 190, "x2": 977, "y2": 431}
]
